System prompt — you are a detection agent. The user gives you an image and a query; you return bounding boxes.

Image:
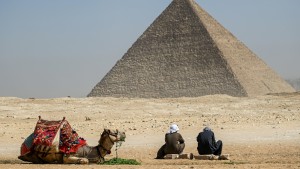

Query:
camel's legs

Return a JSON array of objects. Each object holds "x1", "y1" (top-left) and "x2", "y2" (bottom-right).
[{"x1": 63, "y1": 156, "x2": 89, "y2": 164}]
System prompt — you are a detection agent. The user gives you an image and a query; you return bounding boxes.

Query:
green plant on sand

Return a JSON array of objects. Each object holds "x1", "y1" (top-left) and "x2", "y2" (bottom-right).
[
  {"x1": 100, "y1": 158, "x2": 141, "y2": 165},
  {"x1": 98, "y1": 141, "x2": 140, "y2": 165}
]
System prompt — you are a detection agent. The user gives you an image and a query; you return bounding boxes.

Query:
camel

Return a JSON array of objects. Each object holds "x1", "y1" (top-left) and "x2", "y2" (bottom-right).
[{"x1": 18, "y1": 128, "x2": 126, "y2": 164}]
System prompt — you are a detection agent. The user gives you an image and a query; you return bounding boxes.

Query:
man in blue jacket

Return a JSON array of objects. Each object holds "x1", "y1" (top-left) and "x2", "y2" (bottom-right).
[{"x1": 196, "y1": 127, "x2": 222, "y2": 156}]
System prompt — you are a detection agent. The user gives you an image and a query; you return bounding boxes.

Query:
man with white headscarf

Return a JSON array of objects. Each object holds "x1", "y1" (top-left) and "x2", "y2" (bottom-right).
[
  {"x1": 196, "y1": 127, "x2": 223, "y2": 156},
  {"x1": 156, "y1": 124, "x2": 185, "y2": 159}
]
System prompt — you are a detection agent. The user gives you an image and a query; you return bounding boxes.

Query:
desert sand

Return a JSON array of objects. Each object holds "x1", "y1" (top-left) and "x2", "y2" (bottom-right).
[{"x1": 0, "y1": 92, "x2": 299, "y2": 168}]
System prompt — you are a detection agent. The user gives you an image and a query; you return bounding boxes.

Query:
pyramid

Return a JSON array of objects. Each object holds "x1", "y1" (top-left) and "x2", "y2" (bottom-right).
[{"x1": 88, "y1": 0, "x2": 295, "y2": 98}]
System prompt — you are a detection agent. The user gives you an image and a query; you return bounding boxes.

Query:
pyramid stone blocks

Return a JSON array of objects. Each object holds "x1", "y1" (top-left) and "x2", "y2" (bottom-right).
[{"x1": 88, "y1": 0, "x2": 295, "y2": 98}]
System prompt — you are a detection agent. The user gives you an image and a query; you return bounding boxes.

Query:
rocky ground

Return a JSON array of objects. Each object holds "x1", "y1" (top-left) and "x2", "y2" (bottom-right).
[{"x1": 0, "y1": 92, "x2": 299, "y2": 168}]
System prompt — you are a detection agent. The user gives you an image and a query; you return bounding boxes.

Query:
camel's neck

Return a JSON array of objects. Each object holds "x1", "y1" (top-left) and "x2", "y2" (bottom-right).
[{"x1": 75, "y1": 143, "x2": 114, "y2": 163}]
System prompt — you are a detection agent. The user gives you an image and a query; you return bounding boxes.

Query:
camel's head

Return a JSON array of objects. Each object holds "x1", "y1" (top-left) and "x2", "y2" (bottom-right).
[{"x1": 99, "y1": 129, "x2": 126, "y2": 145}]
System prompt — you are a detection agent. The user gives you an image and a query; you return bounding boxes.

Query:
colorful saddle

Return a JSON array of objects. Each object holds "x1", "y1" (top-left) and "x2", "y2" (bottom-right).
[{"x1": 19, "y1": 116, "x2": 86, "y2": 158}]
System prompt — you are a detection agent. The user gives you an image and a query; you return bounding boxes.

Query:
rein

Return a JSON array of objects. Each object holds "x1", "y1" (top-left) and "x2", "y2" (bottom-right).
[
  {"x1": 95, "y1": 130, "x2": 119, "y2": 161},
  {"x1": 96, "y1": 145, "x2": 104, "y2": 160},
  {"x1": 104, "y1": 129, "x2": 119, "y2": 144}
]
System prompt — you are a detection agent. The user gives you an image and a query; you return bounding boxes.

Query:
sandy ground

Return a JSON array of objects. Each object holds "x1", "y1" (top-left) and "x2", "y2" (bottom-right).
[{"x1": 0, "y1": 92, "x2": 300, "y2": 168}]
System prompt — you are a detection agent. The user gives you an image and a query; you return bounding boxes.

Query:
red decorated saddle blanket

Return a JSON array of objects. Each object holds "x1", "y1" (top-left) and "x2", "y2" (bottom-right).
[{"x1": 20, "y1": 116, "x2": 86, "y2": 156}]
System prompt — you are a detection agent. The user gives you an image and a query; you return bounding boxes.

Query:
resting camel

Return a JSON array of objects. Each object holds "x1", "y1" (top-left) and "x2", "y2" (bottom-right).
[{"x1": 18, "y1": 129, "x2": 126, "y2": 164}]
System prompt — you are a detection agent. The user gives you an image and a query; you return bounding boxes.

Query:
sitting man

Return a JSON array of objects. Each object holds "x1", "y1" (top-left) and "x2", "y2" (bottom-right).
[
  {"x1": 156, "y1": 124, "x2": 185, "y2": 159},
  {"x1": 196, "y1": 127, "x2": 223, "y2": 156}
]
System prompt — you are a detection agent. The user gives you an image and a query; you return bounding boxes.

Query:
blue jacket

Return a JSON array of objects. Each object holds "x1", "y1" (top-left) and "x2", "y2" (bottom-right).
[{"x1": 196, "y1": 130, "x2": 217, "y2": 154}]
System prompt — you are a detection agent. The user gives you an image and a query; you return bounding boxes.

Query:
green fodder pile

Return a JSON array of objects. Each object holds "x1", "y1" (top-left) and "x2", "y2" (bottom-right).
[{"x1": 100, "y1": 158, "x2": 141, "y2": 165}]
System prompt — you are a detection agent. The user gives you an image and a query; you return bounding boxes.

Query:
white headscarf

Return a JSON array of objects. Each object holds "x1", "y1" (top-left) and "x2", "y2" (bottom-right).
[
  {"x1": 168, "y1": 124, "x2": 179, "y2": 134},
  {"x1": 203, "y1": 127, "x2": 211, "y2": 132}
]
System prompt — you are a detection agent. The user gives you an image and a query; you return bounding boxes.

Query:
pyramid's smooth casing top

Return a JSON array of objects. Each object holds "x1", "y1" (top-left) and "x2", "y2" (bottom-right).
[{"x1": 88, "y1": 0, "x2": 295, "y2": 98}]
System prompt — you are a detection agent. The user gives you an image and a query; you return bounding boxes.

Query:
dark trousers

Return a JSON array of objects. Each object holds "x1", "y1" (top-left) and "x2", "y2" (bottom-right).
[
  {"x1": 156, "y1": 143, "x2": 185, "y2": 159},
  {"x1": 197, "y1": 140, "x2": 223, "y2": 156},
  {"x1": 213, "y1": 140, "x2": 223, "y2": 156}
]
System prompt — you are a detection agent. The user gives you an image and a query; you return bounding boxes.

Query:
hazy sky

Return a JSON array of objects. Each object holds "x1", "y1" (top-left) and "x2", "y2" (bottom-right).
[{"x1": 0, "y1": 0, "x2": 299, "y2": 98}]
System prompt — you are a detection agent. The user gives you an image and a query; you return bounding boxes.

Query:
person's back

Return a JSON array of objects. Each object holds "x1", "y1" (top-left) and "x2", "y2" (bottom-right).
[
  {"x1": 197, "y1": 127, "x2": 222, "y2": 156},
  {"x1": 156, "y1": 124, "x2": 185, "y2": 159},
  {"x1": 165, "y1": 132, "x2": 184, "y2": 154}
]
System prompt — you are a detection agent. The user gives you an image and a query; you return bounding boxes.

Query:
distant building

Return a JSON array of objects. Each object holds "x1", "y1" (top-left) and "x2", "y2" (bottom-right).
[{"x1": 88, "y1": 0, "x2": 295, "y2": 98}]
